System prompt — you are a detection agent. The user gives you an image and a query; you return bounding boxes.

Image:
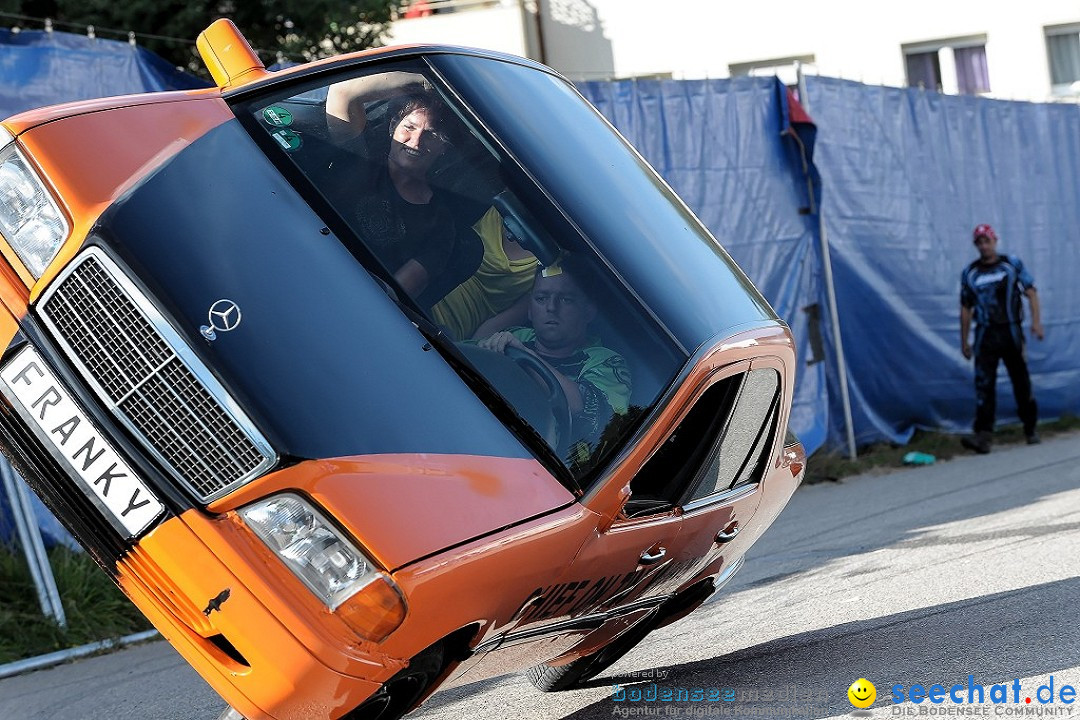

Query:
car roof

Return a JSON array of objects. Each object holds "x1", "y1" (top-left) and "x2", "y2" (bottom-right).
[
  {"x1": 2, "y1": 44, "x2": 560, "y2": 136},
  {"x1": 223, "y1": 44, "x2": 562, "y2": 100}
]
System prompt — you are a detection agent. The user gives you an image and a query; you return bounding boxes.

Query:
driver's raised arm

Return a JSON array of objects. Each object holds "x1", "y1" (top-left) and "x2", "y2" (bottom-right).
[{"x1": 325, "y1": 71, "x2": 432, "y2": 141}]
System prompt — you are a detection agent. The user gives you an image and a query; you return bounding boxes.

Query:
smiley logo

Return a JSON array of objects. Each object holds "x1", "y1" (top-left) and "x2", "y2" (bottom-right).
[{"x1": 848, "y1": 678, "x2": 876, "y2": 709}]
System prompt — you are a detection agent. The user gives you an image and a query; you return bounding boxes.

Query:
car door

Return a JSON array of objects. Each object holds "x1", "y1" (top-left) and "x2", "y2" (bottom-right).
[
  {"x1": 546, "y1": 509, "x2": 684, "y2": 620},
  {"x1": 461, "y1": 505, "x2": 680, "y2": 676},
  {"x1": 475, "y1": 358, "x2": 783, "y2": 675},
  {"x1": 664, "y1": 360, "x2": 784, "y2": 593},
  {"x1": 542, "y1": 360, "x2": 772, "y2": 622}
]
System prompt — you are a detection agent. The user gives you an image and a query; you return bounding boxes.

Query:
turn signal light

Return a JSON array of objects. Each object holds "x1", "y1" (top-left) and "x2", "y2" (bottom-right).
[{"x1": 336, "y1": 575, "x2": 407, "y2": 643}]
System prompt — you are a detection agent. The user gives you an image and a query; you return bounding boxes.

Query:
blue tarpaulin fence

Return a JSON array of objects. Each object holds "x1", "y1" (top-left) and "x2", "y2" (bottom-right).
[
  {"x1": 803, "y1": 76, "x2": 1080, "y2": 448},
  {"x1": 0, "y1": 28, "x2": 207, "y2": 118},
  {"x1": 580, "y1": 75, "x2": 1080, "y2": 454},
  {"x1": 2, "y1": 30, "x2": 1079, "y2": 548}
]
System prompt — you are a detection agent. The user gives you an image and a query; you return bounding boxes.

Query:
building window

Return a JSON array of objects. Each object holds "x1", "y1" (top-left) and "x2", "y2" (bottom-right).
[
  {"x1": 903, "y1": 37, "x2": 990, "y2": 95},
  {"x1": 954, "y1": 46, "x2": 991, "y2": 94},
  {"x1": 1046, "y1": 25, "x2": 1080, "y2": 95},
  {"x1": 905, "y1": 51, "x2": 942, "y2": 91}
]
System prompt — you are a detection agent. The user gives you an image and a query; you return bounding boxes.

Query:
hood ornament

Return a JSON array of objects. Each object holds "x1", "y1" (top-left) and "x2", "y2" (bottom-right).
[{"x1": 200, "y1": 298, "x2": 242, "y2": 341}]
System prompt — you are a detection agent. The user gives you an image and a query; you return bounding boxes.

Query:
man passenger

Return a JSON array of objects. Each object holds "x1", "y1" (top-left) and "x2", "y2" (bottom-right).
[{"x1": 477, "y1": 256, "x2": 631, "y2": 460}]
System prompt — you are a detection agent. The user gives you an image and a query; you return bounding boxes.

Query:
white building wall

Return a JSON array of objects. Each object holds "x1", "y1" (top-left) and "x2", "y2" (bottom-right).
[
  {"x1": 386, "y1": 0, "x2": 1080, "y2": 101},
  {"x1": 385, "y1": 3, "x2": 533, "y2": 58}
]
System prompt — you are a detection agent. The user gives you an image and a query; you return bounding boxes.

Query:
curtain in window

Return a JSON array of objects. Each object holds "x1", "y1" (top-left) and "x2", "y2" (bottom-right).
[
  {"x1": 905, "y1": 51, "x2": 940, "y2": 91},
  {"x1": 1048, "y1": 32, "x2": 1080, "y2": 87},
  {"x1": 954, "y1": 46, "x2": 990, "y2": 94}
]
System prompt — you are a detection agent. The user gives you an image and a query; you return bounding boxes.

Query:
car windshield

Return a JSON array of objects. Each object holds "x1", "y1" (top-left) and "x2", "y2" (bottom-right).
[{"x1": 232, "y1": 55, "x2": 685, "y2": 486}]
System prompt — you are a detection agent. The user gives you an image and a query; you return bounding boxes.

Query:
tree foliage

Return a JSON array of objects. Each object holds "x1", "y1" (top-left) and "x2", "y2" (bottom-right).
[{"x1": 0, "y1": 0, "x2": 401, "y2": 73}]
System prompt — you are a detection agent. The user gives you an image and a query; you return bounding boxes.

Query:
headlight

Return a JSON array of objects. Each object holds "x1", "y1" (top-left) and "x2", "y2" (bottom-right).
[
  {"x1": 241, "y1": 494, "x2": 378, "y2": 608},
  {"x1": 0, "y1": 139, "x2": 69, "y2": 278},
  {"x1": 240, "y1": 494, "x2": 406, "y2": 641}
]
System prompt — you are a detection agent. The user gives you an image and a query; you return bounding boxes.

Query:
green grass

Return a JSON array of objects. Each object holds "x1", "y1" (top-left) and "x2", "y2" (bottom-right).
[
  {"x1": 0, "y1": 543, "x2": 151, "y2": 664},
  {"x1": 805, "y1": 414, "x2": 1080, "y2": 484}
]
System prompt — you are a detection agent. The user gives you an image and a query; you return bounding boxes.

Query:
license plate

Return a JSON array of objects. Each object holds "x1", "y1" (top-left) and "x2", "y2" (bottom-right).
[{"x1": 1, "y1": 344, "x2": 163, "y2": 538}]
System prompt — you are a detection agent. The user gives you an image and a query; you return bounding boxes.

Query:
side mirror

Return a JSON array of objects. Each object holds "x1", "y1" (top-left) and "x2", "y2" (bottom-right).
[{"x1": 196, "y1": 19, "x2": 270, "y2": 89}]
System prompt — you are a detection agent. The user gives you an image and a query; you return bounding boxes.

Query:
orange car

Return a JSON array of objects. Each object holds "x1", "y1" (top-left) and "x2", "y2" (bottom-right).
[{"x1": 0, "y1": 21, "x2": 804, "y2": 720}]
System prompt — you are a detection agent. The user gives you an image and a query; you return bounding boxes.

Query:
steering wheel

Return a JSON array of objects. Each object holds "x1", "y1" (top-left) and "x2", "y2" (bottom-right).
[{"x1": 505, "y1": 345, "x2": 573, "y2": 455}]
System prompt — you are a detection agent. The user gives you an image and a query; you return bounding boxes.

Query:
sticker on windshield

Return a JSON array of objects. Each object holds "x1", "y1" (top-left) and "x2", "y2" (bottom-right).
[
  {"x1": 270, "y1": 128, "x2": 302, "y2": 151},
  {"x1": 262, "y1": 105, "x2": 294, "y2": 127}
]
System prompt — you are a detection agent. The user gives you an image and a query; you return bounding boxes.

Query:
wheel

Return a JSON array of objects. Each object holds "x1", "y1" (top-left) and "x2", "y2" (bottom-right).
[
  {"x1": 344, "y1": 645, "x2": 444, "y2": 720},
  {"x1": 526, "y1": 610, "x2": 660, "y2": 692},
  {"x1": 504, "y1": 345, "x2": 573, "y2": 453},
  {"x1": 454, "y1": 343, "x2": 573, "y2": 452}
]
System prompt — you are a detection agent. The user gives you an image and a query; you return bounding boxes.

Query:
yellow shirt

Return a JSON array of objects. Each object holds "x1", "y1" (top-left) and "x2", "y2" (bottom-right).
[{"x1": 432, "y1": 207, "x2": 538, "y2": 339}]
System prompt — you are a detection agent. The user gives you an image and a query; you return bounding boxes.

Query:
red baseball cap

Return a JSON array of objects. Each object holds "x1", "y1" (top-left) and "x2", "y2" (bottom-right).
[{"x1": 973, "y1": 223, "x2": 998, "y2": 243}]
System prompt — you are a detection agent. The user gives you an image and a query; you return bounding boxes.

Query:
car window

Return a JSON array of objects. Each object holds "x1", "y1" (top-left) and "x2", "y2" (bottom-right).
[
  {"x1": 686, "y1": 368, "x2": 780, "y2": 502},
  {"x1": 231, "y1": 58, "x2": 685, "y2": 487},
  {"x1": 623, "y1": 367, "x2": 780, "y2": 517}
]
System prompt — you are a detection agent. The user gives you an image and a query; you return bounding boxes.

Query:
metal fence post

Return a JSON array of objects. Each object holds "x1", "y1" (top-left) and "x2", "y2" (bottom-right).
[
  {"x1": 0, "y1": 457, "x2": 67, "y2": 627},
  {"x1": 796, "y1": 64, "x2": 858, "y2": 460}
]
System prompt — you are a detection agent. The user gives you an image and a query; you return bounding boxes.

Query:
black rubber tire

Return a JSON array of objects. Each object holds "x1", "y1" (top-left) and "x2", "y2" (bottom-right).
[
  {"x1": 526, "y1": 610, "x2": 659, "y2": 692},
  {"x1": 344, "y1": 645, "x2": 445, "y2": 720}
]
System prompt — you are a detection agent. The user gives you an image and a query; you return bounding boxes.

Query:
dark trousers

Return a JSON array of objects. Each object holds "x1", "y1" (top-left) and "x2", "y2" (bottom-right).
[{"x1": 973, "y1": 324, "x2": 1038, "y2": 435}]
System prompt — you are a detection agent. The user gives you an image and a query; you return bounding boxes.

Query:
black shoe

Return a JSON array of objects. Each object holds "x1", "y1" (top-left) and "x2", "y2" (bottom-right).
[
  {"x1": 961, "y1": 433, "x2": 991, "y2": 454},
  {"x1": 1026, "y1": 433, "x2": 1041, "y2": 445}
]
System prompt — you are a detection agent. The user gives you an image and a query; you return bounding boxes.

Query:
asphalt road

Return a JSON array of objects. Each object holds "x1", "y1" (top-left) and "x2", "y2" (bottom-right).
[{"x1": 2, "y1": 433, "x2": 1078, "y2": 720}]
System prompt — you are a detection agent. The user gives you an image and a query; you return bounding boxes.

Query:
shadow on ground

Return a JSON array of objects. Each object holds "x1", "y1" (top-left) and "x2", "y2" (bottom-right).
[{"x1": 559, "y1": 577, "x2": 1080, "y2": 718}]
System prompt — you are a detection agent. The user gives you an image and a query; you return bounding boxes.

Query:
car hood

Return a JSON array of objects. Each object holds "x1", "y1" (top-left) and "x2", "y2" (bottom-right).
[
  {"x1": 78, "y1": 118, "x2": 535, "y2": 465},
  {"x1": 217, "y1": 454, "x2": 576, "y2": 570}
]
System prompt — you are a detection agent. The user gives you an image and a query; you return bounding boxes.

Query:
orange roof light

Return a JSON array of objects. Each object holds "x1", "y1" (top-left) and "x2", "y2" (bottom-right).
[{"x1": 196, "y1": 19, "x2": 270, "y2": 89}]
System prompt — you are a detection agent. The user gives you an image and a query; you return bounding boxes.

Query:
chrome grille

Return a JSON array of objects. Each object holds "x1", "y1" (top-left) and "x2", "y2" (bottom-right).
[{"x1": 38, "y1": 248, "x2": 275, "y2": 502}]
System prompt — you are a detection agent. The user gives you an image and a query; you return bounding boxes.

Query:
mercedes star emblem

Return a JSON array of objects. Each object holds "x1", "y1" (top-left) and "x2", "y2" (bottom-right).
[{"x1": 200, "y1": 299, "x2": 242, "y2": 341}]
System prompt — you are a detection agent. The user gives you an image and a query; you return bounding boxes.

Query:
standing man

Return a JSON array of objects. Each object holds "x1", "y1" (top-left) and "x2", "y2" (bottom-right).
[{"x1": 960, "y1": 223, "x2": 1044, "y2": 453}]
